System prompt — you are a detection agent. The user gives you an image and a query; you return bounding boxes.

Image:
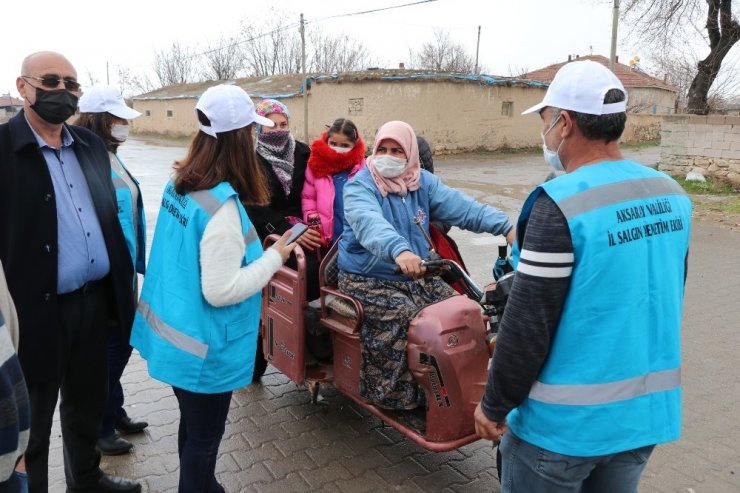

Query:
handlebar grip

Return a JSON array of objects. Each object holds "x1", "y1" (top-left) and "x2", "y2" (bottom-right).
[{"x1": 392, "y1": 265, "x2": 402, "y2": 274}]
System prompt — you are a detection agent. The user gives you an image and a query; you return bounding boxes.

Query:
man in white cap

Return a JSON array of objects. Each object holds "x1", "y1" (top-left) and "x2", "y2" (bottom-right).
[{"x1": 473, "y1": 60, "x2": 692, "y2": 492}]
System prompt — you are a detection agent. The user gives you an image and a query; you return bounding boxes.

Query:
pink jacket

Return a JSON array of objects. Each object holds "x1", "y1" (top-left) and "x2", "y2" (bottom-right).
[{"x1": 302, "y1": 161, "x2": 365, "y2": 244}]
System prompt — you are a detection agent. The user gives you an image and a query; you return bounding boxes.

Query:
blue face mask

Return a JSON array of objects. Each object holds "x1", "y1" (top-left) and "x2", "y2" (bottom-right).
[{"x1": 541, "y1": 115, "x2": 565, "y2": 172}]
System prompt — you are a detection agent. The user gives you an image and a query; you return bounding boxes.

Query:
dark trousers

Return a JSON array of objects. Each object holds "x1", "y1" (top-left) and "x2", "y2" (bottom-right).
[
  {"x1": 0, "y1": 472, "x2": 20, "y2": 493},
  {"x1": 100, "y1": 327, "x2": 134, "y2": 438},
  {"x1": 286, "y1": 250, "x2": 320, "y2": 301},
  {"x1": 25, "y1": 285, "x2": 108, "y2": 493},
  {"x1": 172, "y1": 387, "x2": 231, "y2": 493}
]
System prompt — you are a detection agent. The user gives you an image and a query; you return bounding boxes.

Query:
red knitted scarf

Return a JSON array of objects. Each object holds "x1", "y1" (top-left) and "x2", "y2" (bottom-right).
[{"x1": 308, "y1": 133, "x2": 366, "y2": 178}]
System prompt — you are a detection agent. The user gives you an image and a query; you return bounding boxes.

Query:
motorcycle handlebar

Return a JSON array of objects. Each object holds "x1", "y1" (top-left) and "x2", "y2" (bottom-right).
[{"x1": 393, "y1": 259, "x2": 486, "y2": 302}]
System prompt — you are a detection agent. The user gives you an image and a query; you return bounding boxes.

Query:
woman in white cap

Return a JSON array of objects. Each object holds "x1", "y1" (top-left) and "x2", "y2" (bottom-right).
[
  {"x1": 75, "y1": 86, "x2": 149, "y2": 456},
  {"x1": 129, "y1": 84, "x2": 297, "y2": 493}
]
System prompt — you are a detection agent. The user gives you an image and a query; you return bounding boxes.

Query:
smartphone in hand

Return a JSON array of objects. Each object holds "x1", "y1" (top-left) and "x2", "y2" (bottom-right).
[{"x1": 285, "y1": 223, "x2": 309, "y2": 245}]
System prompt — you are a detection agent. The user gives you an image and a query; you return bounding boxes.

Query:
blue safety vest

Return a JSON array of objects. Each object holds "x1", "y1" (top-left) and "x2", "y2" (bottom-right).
[
  {"x1": 111, "y1": 155, "x2": 146, "y2": 277},
  {"x1": 508, "y1": 160, "x2": 691, "y2": 456},
  {"x1": 130, "y1": 181, "x2": 263, "y2": 394}
]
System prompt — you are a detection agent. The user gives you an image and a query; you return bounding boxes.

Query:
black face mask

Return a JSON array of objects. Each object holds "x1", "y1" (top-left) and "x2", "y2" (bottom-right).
[{"x1": 30, "y1": 87, "x2": 79, "y2": 124}]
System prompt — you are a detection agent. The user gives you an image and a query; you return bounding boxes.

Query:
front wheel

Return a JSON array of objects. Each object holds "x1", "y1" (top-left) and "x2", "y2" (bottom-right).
[{"x1": 252, "y1": 334, "x2": 268, "y2": 381}]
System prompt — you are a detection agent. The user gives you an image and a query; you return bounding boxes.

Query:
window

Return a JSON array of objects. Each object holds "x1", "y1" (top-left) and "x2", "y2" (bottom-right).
[
  {"x1": 501, "y1": 101, "x2": 513, "y2": 117},
  {"x1": 145, "y1": 110, "x2": 151, "y2": 117},
  {"x1": 166, "y1": 110, "x2": 173, "y2": 118},
  {"x1": 348, "y1": 98, "x2": 364, "y2": 116}
]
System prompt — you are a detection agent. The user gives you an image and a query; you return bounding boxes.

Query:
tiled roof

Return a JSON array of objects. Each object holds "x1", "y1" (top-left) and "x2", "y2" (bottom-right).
[
  {"x1": 0, "y1": 95, "x2": 24, "y2": 106},
  {"x1": 520, "y1": 55, "x2": 677, "y2": 93}
]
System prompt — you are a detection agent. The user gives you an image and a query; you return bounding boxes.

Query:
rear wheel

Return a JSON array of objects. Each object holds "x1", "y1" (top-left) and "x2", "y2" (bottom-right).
[{"x1": 252, "y1": 334, "x2": 268, "y2": 381}]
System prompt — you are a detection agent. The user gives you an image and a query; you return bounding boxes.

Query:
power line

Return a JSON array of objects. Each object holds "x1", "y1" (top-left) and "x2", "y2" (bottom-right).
[
  {"x1": 311, "y1": 0, "x2": 437, "y2": 22},
  {"x1": 113, "y1": 0, "x2": 439, "y2": 85}
]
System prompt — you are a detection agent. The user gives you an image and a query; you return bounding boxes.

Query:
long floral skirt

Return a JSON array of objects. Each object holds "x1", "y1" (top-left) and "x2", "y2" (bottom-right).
[{"x1": 338, "y1": 271, "x2": 456, "y2": 410}]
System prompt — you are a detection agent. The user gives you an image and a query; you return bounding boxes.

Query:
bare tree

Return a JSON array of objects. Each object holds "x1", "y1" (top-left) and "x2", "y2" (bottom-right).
[
  {"x1": 507, "y1": 64, "x2": 530, "y2": 78},
  {"x1": 129, "y1": 73, "x2": 157, "y2": 95},
  {"x1": 622, "y1": 0, "x2": 740, "y2": 114},
  {"x1": 202, "y1": 36, "x2": 245, "y2": 80},
  {"x1": 241, "y1": 13, "x2": 301, "y2": 76},
  {"x1": 647, "y1": 45, "x2": 740, "y2": 113},
  {"x1": 308, "y1": 31, "x2": 375, "y2": 73},
  {"x1": 153, "y1": 41, "x2": 200, "y2": 86},
  {"x1": 85, "y1": 69, "x2": 100, "y2": 87},
  {"x1": 411, "y1": 29, "x2": 476, "y2": 72}
]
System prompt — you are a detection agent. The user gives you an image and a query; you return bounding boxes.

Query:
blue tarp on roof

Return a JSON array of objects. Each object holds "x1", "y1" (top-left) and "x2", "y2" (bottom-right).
[{"x1": 251, "y1": 72, "x2": 546, "y2": 99}]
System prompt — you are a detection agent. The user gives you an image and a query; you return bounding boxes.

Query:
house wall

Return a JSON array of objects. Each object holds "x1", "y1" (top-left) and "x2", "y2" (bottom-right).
[
  {"x1": 622, "y1": 114, "x2": 663, "y2": 144},
  {"x1": 132, "y1": 80, "x2": 547, "y2": 151},
  {"x1": 660, "y1": 115, "x2": 740, "y2": 185},
  {"x1": 130, "y1": 80, "x2": 664, "y2": 150},
  {"x1": 304, "y1": 80, "x2": 546, "y2": 152},
  {"x1": 627, "y1": 87, "x2": 676, "y2": 115},
  {"x1": 131, "y1": 99, "x2": 199, "y2": 136}
]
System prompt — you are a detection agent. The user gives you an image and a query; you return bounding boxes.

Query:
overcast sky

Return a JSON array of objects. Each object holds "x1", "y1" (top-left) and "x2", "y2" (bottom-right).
[{"x1": 0, "y1": 0, "x2": 731, "y2": 98}]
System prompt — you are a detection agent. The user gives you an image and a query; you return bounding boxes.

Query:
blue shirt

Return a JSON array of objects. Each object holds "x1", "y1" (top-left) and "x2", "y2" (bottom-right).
[
  {"x1": 26, "y1": 117, "x2": 110, "y2": 294},
  {"x1": 332, "y1": 170, "x2": 351, "y2": 244}
]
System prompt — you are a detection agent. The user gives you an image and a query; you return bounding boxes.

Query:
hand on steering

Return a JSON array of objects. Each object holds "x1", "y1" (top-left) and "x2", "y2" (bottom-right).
[
  {"x1": 395, "y1": 251, "x2": 425, "y2": 279},
  {"x1": 296, "y1": 227, "x2": 323, "y2": 251},
  {"x1": 505, "y1": 228, "x2": 516, "y2": 247}
]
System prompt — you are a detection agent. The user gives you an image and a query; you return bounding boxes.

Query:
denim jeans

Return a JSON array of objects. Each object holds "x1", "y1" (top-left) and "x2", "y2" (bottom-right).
[
  {"x1": 499, "y1": 432, "x2": 655, "y2": 493},
  {"x1": 173, "y1": 387, "x2": 232, "y2": 493}
]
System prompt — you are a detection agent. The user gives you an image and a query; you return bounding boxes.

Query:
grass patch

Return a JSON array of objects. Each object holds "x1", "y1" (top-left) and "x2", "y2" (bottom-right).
[
  {"x1": 675, "y1": 178, "x2": 738, "y2": 195},
  {"x1": 468, "y1": 145, "x2": 540, "y2": 156},
  {"x1": 622, "y1": 139, "x2": 661, "y2": 150},
  {"x1": 709, "y1": 201, "x2": 740, "y2": 214}
]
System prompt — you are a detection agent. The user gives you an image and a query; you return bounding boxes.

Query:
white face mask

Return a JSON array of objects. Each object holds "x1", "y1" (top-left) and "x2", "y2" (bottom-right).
[
  {"x1": 330, "y1": 145, "x2": 352, "y2": 154},
  {"x1": 111, "y1": 124, "x2": 130, "y2": 143},
  {"x1": 541, "y1": 116, "x2": 565, "y2": 172},
  {"x1": 372, "y1": 155, "x2": 407, "y2": 178}
]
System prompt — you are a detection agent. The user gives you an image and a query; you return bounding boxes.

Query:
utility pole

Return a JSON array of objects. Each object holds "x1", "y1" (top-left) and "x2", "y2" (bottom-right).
[
  {"x1": 106, "y1": 61, "x2": 110, "y2": 85},
  {"x1": 474, "y1": 25, "x2": 481, "y2": 75},
  {"x1": 610, "y1": 0, "x2": 619, "y2": 71},
  {"x1": 300, "y1": 13, "x2": 308, "y2": 143}
]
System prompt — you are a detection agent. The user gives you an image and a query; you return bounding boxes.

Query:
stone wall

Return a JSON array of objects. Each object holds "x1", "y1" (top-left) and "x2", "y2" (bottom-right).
[
  {"x1": 622, "y1": 114, "x2": 662, "y2": 144},
  {"x1": 660, "y1": 115, "x2": 740, "y2": 186}
]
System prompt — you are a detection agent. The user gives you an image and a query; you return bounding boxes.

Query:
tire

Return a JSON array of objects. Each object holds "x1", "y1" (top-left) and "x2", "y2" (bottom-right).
[
  {"x1": 417, "y1": 136, "x2": 434, "y2": 174},
  {"x1": 252, "y1": 334, "x2": 268, "y2": 381}
]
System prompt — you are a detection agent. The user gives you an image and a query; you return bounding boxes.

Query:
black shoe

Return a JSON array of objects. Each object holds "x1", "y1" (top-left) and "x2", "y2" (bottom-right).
[
  {"x1": 96, "y1": 434, "x2": 133, "y2": 456},
  {"x1": 115, "y1": 415, "x2": 148, "y2": 435},
  {"x1": 66, "y1": 473, "x2": 141, "y2": 492}
]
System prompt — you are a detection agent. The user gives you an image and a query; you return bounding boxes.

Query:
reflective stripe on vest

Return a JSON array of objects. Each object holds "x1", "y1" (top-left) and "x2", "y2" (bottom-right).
[
  {"x1": 137, "y1": 299, "x2": 208, "y2": 359},
  {"x1": 557, "y1": 176, "x2": 686, "y2": 220},
  {"x1": 245, "y1": 224, "x2": 259, "y2": 245},
  {"x1": 529, "y1": 367, "x2": 681, "y2": 406},
  {"x1": 190, "y1": 189, "x2": 222, "y2": 216},
  {"x1": 112, "y1": 176, "x2": 128, "y2": 189}
]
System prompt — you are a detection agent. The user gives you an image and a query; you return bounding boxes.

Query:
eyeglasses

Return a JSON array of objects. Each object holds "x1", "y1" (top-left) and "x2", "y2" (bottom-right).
[{"x1": 22, "y1": 75, "x2": 81, "y2": 92}]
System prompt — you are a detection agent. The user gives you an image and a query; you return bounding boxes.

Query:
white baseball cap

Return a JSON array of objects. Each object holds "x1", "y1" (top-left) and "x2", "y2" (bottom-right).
[
  {"x1": 195, "y1": 84, "x2": 274, "y2": 138},
  {"x1": 78, "y1": 85, "x2": 141, "y2": 119},
  {"x1": 522, "y1": 60, "x2": 628, "y2": 116}
]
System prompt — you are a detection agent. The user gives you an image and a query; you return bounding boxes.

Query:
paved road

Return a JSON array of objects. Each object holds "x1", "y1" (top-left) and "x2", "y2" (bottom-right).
[{"x1": 42, "y1": 140, "x2": 739, "y2": 492}]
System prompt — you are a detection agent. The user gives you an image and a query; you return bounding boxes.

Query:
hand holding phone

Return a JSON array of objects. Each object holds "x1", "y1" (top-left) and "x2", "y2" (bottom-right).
[{"x1": 285, "y1": 223, "x2": 309, "y2": 245}]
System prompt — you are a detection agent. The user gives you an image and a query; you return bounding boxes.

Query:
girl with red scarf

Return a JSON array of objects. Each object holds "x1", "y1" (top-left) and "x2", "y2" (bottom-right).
[{"x1": 303, "y1": 118, "x2": 366, "y2": 248}]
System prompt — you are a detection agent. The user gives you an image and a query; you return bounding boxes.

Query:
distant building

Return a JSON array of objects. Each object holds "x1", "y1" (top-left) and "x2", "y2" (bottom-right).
[
  {"x1": 521, "y1": 55, "x2": 678, "y2": 115},
  {"x1": 131, "y1": 70, "x2": 549, "y2": 152},
  {"x1": 0, "y1": 94, "x2": 23, "y2": 123}
]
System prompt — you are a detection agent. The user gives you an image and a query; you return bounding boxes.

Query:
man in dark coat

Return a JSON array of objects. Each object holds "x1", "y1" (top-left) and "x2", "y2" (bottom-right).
[{"x1": 0, "y1": 51, "x2": 140, "y2": 493}]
